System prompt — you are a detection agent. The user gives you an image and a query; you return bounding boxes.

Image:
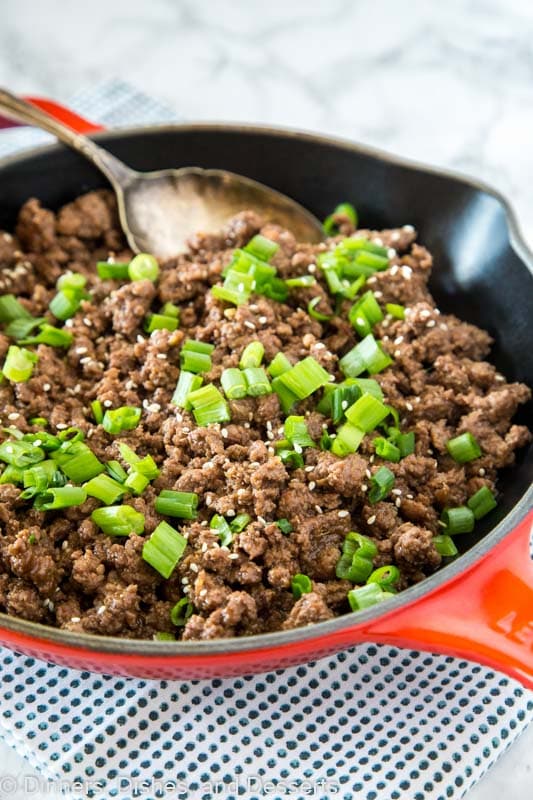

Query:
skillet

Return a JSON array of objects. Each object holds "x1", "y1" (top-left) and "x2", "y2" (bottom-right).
[{"x1": 0, "y1": 104, "x2": 531, "y2": 685}]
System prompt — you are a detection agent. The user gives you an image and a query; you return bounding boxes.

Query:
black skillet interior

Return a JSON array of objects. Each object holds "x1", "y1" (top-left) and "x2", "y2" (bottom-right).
[{"x1": 0, "y1": 126, "x2": 531, "y2": 558}]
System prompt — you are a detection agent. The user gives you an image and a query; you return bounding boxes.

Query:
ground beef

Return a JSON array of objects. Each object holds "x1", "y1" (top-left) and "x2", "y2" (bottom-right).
[{"x1": 0, "y1": 193, "x2": 529, "y2": 640}]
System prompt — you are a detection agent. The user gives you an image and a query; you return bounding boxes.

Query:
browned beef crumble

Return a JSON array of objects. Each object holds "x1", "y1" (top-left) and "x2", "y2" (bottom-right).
[{"x1": 0, "y1": 190, "x2": 530, "y2": 640}]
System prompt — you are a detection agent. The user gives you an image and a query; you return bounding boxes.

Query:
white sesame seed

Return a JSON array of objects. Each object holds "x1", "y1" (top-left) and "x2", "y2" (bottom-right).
[
  {"x1": 395, "y1": 497, "x2": 402, "y2": 508},
  {"x1": 338, "y1": 510, "x2": 349, "y2": 518},
  {"x1": 365, "y1": 469, "x2": 372, "y2": 479},
  {"x1": 402, "y1": 224, "x2": 415, "y2": 233},
  {"x1": 390, "y1": 265, "x2": 399, "y2": 276},
  {"x1": 293, "y1": 443, "x2": 303, "y2": 454},
  {"x1": 226, "y1": 509, "x2": 236, "y2": 517},
  {"x1": 75, "y1": 347, "x2": 88, "y2": 355},
  {"x1": 70, "y1": 616, "x2": 81, "y2": 623},
  {"x1": 307, "y1": 264, "x2": 316, "y2": 274},
  {"x1": 97, "y1": 605, "x2": 106, "y2": 615},
  {"x1": 221, "y1": 428, "x2": 228, "y2": 439},
  {"x1": 392, "y1": 488, "x2": 402, "y2": 496},
  {"x1": 7, "y1": 412, "x2": 19, "y2": 420},
  {"x1": 32, "y1": 439, "x2": 42, "y2": 446},
  {"x1": 373, "y1": 237, "x2": 383, "y2": 246},
  {"x1": 426, "y1": 320, "x2": 436, "y2": 328},
  {"x1": 56, "y1": 424, "x2": 68, "y2": 431},
  {"x1": 394, "y1": 349, "x2": 401, "y2": 358},
  {"x1": 361, "y1": 484, "x2": 368, "y2": 492},
  {"x1": 341, "y1": 400, "x2": 349, "y2": 411},
  {"x1": 257, "y1": 516, "x2": 267, "y2": 525},
  {"x1": 439, "y1": 323, "x2": 448, "y2": 331},
  {"x1": 315, "y1": 505, "x2": 323, "y2": 514},
  {"x1": 244, "y1": 321, "x2": 255, "y2": 330},
  {"x1": 419, "y1": 309, "x2": 431, "y2": 319},
  {"x1": 394, "y1": 336, "x2": 404, "y2": 345},
  {"x1": 478, "y1": 468, "x2": 486, "y2": 476},
  {"x1": 405, "y1": 402, "x2": 413, "y2": 411},
  {"x1": 156, "y1": 353, "x2": 167, "y2": 359},
  {"x1": 229, "y1": 553, "x2": 239, "y2": 560},
  {"x1": 199, "y1": 589, "x2": 208, "y2": 597},
  {"x1": 103, "y1": 400, "x2": 113, "y2": 408},
  {"x1": 304, "y1": 465, "x2": 314, "y2": 473},
  {"x1": 64, "y1": 319, "x2": 74, "y2": 328},
  {"x1": 83, "y1": 317, "x2": 92, "y2": 327},
  {"x1": 190, "y1": 563, "x2": 199, "y2": 573},
  {"x1": 136, "y1": 335, "x2": 145, "y2": 344},
  {"x1": 495, "y1": 375, "x2": 505, "y2": 382},
  {"x1": 258, "y1": 316, "x2": 267, "y2": 325},
  {"x1": 367, "y1": 515, "x2": 376, "y2": 525},
  {"x1": 79, "y1": 357, "x2": 91, "y2": 365},
  {"x1": 181, "y1": 577, "x2": 189, "y2": 585},
  {"x1": 308, "y1": 481, "x2": 316, "y2": 491},
  {"x1": 400, "y1": 266, "x2": 412, "y2": 280},
  {"x1": 387, "y1": 248, "x2": 397, "y2": 258},
  {"x1": 391, "y1": 231, "x2": 401, "y2": 242},
  {"x1": 369, "y1": 455, "x2": 374, "y2": 463},
  {"x1": 406, "y1": 493, "x2": 414, "y2": 500}
]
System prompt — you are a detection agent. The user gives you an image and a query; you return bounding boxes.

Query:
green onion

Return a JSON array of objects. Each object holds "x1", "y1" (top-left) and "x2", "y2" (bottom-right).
[
  {"x1": 2, "y1": 345, "x2": 38, "y2": 382},
  {"x1": 171, "y1": 371, "x2": 203, "y2": 409},
  {"x1": 271, "y1": 376, "x2": 298, "y2": 413},
  {"x1": 106, "y1": 460, "x2": 128, "y2": 483},
  {"x1": 291, "y1": 573, "x2": 313, "y2": 599},
  {"x1": 321, "y1": 263, "x2": 344, "y2": 295},
  {"x1": 211, "y1": 283, "x2": 249, "y2": 306},
  {"x1": 323, "y1": 203, "x2": 358, "y2": 236},
  {"x1": 244, "y1": 234, "x2": 279, "y2": 261},
  {"x1": 5, "y1": 316, "x2": 45, "y2": 339},
  {"x1": 277, "y1": 356, "x2": 330, "y2": 400},
  {"x1": 0, "y1": 464, "x2": 24, "y2": 485},
  {"x1": 92, "y1": 504, "x2": 145, "y2": 536},
  {"x1": 386, "y1": 303, "x2": 405, "y2": 320},
  {"x1": 276, "y1": 518, "x2": 293, "y2": 534},
  {"x1": 286, "y1": 275, "x2": 316, "y2": 288},
  {"x1": 467, "y1": 486, "x2": 497, "y2": 519},
  {"x1": 170, "y1": 597, "x2": 194, "y2": 627},
  {"x1": 348, "y1": 584, "x2": 394, "y2": 611},
  {"x1": 340, "y1": 334, "x2": 393, "y2": 378},
  {"x1": 128, "y1": 253, "x2": 159, "y2": 282},
  {"x1": 124, "y1": 470, "x2": 149, "y2": 495},
  {"x1": 57, "y1": 427, "x2": 84, "y2": 444},
  {"x1": 336, "y1": 552, "x2": 374, "y2": 582},
  {"x1": 267, "y1": 352, "x2": 292, "y2": 378},
  {"x1": 261, "y1": 276, "x2": 289, "y2": 303},
  {"x1": 331, "y1": 423, "x2": 365, "y2": 456},
  {"x1": 0, "y1": 294, "x2": 32, "y2": 323},
  {"x1": 221, "y1": 368, "x2": 247, "y2": 400},
  {"x1": 155, "y1": 489, "x2": 198, "y2": 520},
  {"x1": 131, "y1": 454, "x2": 159, "y2": 482},
  {"x1": 180, "y1": 349, "x2": 211, "y2": 374},
  {"x1": 154, "y1": 632, "x2": 176, "y2": 641},
  {"x1": 161, "y1": 302, "x2": 180, "y2": 318},
  {"x1": 342, "y1": 275, "x2": 367, "y2": 301},
  {"x1": 279, "y1": 449, "x2": 305, "y2": 469},
  {"x1": 350, "y1": 251, "x2": 389, "y2": 272},
  {"x1": 366, "y1": 565, "x2": 400, "y2": 591},
  {"x1": 210, "y1": 514, "x2": 233, "y2": 547},
  {"x1": 441, "y1": 506, "x2": 475, "y2": 535},
  {"x1": 102, "y1": 406, "x2": 142, "y2": 435},
  {"x1": 96, "y1": 261, "x2": 131, "y2": 280},
  {"x1": 57, "y1": 272, "x2": 87, "y2": 293},
  {"x1": 351, "y1": 378, "x2": 384, "y2": 401},
  {"x1": 21, "y1": 323, "x2": 73, "y2": 347},
  {"x1": 116, "y1": 442, "x2": 141, "y2": 468},
  {"x1": 331, "y1": 384, "x2": 362, "y2": 425},
  {"x1": 337, "y1": 237, "x2": 389, "y2": 258},
  {"x1": 432, "y1": 534, "x2": 459, "y2": 557},
  {"x1": 239, "y1": 341, "x2": 265, "y2": 369},
  {"x1": 29, "y1": 417, "x2": 48, "y2": 427},
  {"x1": 373, "y1": 437, "x2": 401, "y2": 462},
  {"x1": 230, "y1": 513, "x2": 251, "y2": 533},
  {"x1": 349, "y1": 308, "x2": 371, "y2": 338},
  {"x1": 243, "y1": 367, "x2": 272, "y2": 397},
  {"x1": 307, "y1": 296, "x2": 332, "y2": 321},
  {"x1": 319, "y1": 428, "x2": 333, "y2": 450},
  {"x1": 397, "y1": 431, "x2": 415, "y2": 458},
  {"x1": 52, "y1": 441, "x2": 105, "y2": 482},
  {"x1": 187, "y1": 383, "x2": 230, "y2": 426},
  {"x1": 34, "y1": 486, "x2": 87, "y2": 510},
  {"x1": 349, "y1": 291, "x2": 384, "y2": 333},
  {"x1": 446, "y1": 432, "x2": 482, "y2": 463},
  {"x1": 83, "y1": 473, "x2": 125, "y2": 504},
  {"x1": 368, "y1": 466, "x2": 395, "y2": 504},
  {"x1": 0, "y1": 439, "x2": 45, "y2": 467},
  {"x1": 91, "y1": 400, "x2": 104, "y2": 424},
  {"x1": 49, "y1": 289, "x2": 82, "y2": 321},
  {"x1": 24, "y1": 431, "x2": 60, "y2": 450},
  {"x1": 142, "y1": 520, "x2": 186, "y2": 578},
  {"x1": 145, "y1": 313, "x2": 179, "y2": 333},
  {"x1": 343, "y1": 531, "x2": 378, "y2": 559},
  {"x1": 284, "y1": 416, "x2": 314, "y2": 448},
  {"x1": 345, "y1": 394, "x2": 389, "y2": 432},
  {"x1": 23, "y1": 460, "x2": 59, "y2": 491}
]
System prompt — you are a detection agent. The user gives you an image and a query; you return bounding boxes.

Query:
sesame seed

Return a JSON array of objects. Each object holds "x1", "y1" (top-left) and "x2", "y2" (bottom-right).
[
  {"x1": 32, "y1": 439, "x2": 42, "y2": 446},
  {"x1": 70, "y1": 616, "x2": 81, "y2": 623},
  {"x1": 64, "y1": 319, "x2": 74, "y2": 328},
  {"x1": 406, "y1": 493, "x2": 414, "y2": 500},
  {"x1": 308, "y1": 481, "x2": 316, "y2": 491},
  {"x1": 315, "y1": 505, "x2": 323, "y2": 514},
  {"x1": 400, "y1": 266, "x2": 412, "y2": 280},
  {"x1": 367, "y1": 515, "x2": 376, "y2": 525},
  {"x1": 392, "y1": 488, "x2": 402, "y2": 496},
  {"x1": 478, "y1": 468, "x2": 486, "y2": 476},
  {"x1": 83, "y1": 317, "x2": 93, "y2": 327},
  {"x1": 373, "y1": 237, "x2": 383, "y2": 246},
  {"x1": 405, "y1": 402, "x2": 413, "y2": 411},
  {"x1": 495, "y1": 375, "x2": 505, "y2": 382},
  {"x1": 391, "y1": 231, "x2": 401, "y2": 242},
  {"x1": 294, "y1": 443, "x2": 303, "y2": 454},
  {"x1": 257, "y1": 516, "x2": 267, "y2": 525},
  {"x1": 387, "y1": 248, "x2": 397, "y2": 258},
  {"x1": 338, "y1": 510, "x2": 349, "y2": 518},
  {"x1": 394, "y1": 349, "x2": 401, "y2": 358},
  {"x1": 226, "y1": 509, "x2": 236, "y2": 517},
  {"x1": 439, "y1": 323, "x2": 448, "y2": 331},
  {"x1": 365, "y1": 469, "x2": 372, "y2": 480},
  {"x1": 190, "y1": 563, "x2": 199, "y2": 573},
  {"x1": 367, "y1": 276, "x2": 377, "y2": 285},
  {"x1": 103, "y1": 400, "x2": 113, "y2": 408},
  {"x1": 395, "y1": 498, "x2": 402, "y2": 508},
  {"x1": 361, "y1": 484, "x2": 368, "y2": 492},
  {"x1": 79, "y1": 357, "x2": 91, "y2": 364},
  {"x1": 420, "y1": 309, "x2": 431, "y2": 319},
  {"x1": 229, "y1": 553, "x2": 239, "y2": 560},
  {"x1": 56, "y1": 424, "x2": 67, "y2": 431},
  {"x1": 221, "y1": 428, "x2": 228, "y2": 439},
  {"x1": 97, "y1": 605, "x2": 106, "y2": 615},
  {"x1": 341, "y1": 400, "x2": 348, "y2": 411},
  {"x1": 307, "y1": 264, "x2": 316, "y2": 274},
  {"x1": 369, "y1": 455, "x2": 374, "y2": 463},
  {"x1": 390, "y1": 265, "x2": 399, "y2": 276},
  {"x1": 402, "y1": 224, "x2": 415, "y2": 233},
  {"x1": 244, "y1": 321, "x2": 255, "y2": 330},
  {"x1": 258, "y1": 316, "x2": 267, "y2": 325},
  {"x1": 7, "y1": 412, "x2": 19, "y2": 420},
  {"x1": 156, "y1": 353, "x2": 167, "y2": 359},
  {"x1": 199, "y1": 588, "x2": 208, "y2": 597},
  {"x1": 426, "y1": 320, "x2": 436, "y2": 328},
  {"x1": 394, "y1": 336, "x2": 404, "y2": 345},
  {"x1": 304, "y1": 465, "x2": 314, "y2": 473},
  {"x1": 181, "y1": 577, "x2": 189, "y2": 585}
]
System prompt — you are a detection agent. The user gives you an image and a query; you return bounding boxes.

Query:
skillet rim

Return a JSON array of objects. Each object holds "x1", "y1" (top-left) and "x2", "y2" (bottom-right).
[{"x1": 0, "y1": 121, "x2": 531, "y2": 657}]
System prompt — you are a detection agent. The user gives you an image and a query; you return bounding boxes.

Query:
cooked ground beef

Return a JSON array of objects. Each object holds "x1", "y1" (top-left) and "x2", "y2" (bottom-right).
[{"x1": 0, "y1": 191, "x2": 530, "y2": 640}]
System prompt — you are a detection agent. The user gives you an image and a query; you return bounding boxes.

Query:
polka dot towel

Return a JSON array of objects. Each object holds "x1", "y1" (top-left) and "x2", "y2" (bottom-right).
[{"x1": 0, "y1": 83, "x2": 531, "y2": 800}]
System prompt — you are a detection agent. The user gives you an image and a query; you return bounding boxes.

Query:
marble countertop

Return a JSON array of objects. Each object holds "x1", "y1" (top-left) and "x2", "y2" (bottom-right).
[{"x1": 0, "y1": 0, "x2": 531, "y2": 798}]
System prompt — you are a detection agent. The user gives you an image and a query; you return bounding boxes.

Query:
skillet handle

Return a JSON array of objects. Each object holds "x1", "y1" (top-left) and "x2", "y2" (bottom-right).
[
  {"x1": 0, "y1": 96, "x2": 105, "y2": 134},
  {"x1": 364, "y1": 510, "x2": 533, "y2": 688}
]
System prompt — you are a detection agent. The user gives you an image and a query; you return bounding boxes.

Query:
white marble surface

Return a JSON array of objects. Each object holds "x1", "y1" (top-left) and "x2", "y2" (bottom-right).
[{"x1": 0, "y1": 1, "x2": 532, "y2": 798}]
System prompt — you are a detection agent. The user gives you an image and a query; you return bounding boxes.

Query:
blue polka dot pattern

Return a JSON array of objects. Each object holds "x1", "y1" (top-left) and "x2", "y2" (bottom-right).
[{"x1": 0, "y1": 645, "x2": 531, "y2": 800}]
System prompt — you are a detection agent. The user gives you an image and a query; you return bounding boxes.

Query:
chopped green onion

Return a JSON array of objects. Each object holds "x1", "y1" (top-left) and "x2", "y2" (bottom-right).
[
  {"x1": 102, "y1": 406, "x2": 142, "y2": 435},
  {"x1": 307, "y1": 296, "x2": 333, "y2": 321},
  {"x1": 349, "y1": 308, "x2": 371, "y2": 338},
  {"x1": 331, "y1": 422, "x2": 365, "y2": 457},
  {"x1": 187, "y1": 383, "x2": 230, "y2": 426},
  {"x1": 34, "y1": 485, "x2": 87, "y2": 510},
  {"x1": 210, "y1": 514, "x2": 233, "y2": 546},
  {"x1": 373, "y1": 437, "x2": 401, "y2": 462},
  {"x1": 116, "y1": 442, "x2": 141, "y2": 468},
  {"x1": 83, "y1": 474, "x2": 126, "y2": 506},
  {"x1": 128, "y1": 253, "x2": 159, "y2": 282},
  {"x1": 348, "y1": 584, "x2": 394, "y2": 611},
  {"x1": 240, "y1": 341, "x2": 265, "y2": 369},
  {"x1": 446, "y1": 432, "x2": 482, "y2": 463},
  {"x1": 368, "y1": 466, "x2": 395, "y2": 504},
  {"x1": 349, "y1": 291, "x2": 384, "y2": 332},
  {"x1": 343, "y1": 531, "x2": 378, "y2": 560},
  {"x1": 267, "y1": 352, "x2": 292, "y2": 378},
  {"x1": 291, "y1": 573, "x2": 313, "y2": 599},
  {"x1": 276, "y1": 518, "x2": 293, "y2": 534},
  {"x1": 331, "y1": 384, "x2": 362, "y2": 425},
  {"x1": 145, "y1": 313, "x2": 179, "y2": 333},
  {"x1": 271, "y1": 376, "x2": 298, "y2": 413},
  {"x1": 277, "y1": 356, "x2": 330, "y2": 400},
  {"x1": 161, "y1": 302, "x2": 180, "y2": 318},
  {"x1": 261, "y1": 276, "x2": 289, "y2": 303},
  {"x1": 279, "y1": 449, "x2": 305, "y2": 469},
  {"x1": 29, "y1": 417, "x2": 48, "y2": 427},
  {"x1": 154, "y1": 632, "x2": 176, "y2": 641},
  {"x1": 432, "y1": 534, "x2": 459, "y2": 557},
  {"x1": 366, "y1": 565, "x2": 400, "y2": 590},
  {"x1": 5, "y1": 316, "x2": 45, "y2": 339},
  {"x1": 323, "y1": 203, "x2": 358, "y2": 236},
  {"x1": 340, "y1": 334, "x2": 393, "y2": 378},
  {"x1": 96, "y1": 261, "x2": 131, "y2": 280},
  {"x1": 286, "y1": 275, "x2": 316, "y2": 288},
  {"x1": 57, "y1": 427, "x2": 84, "y2": 444},
  {"x1": 345, "y1": 394, "x2": 389, "y2": 432},
  {"x1": 52, "y1": 441, "x2": 105, "y2": 482},
  {"x1": 284, "y1": 416, "x2": 314, "y2": 448},
  {"x1": 171, "y1": 371, "x2": 203, "y2": 409},
  {"x1": 49, "y1": 289, "x2": 82, "y2": 321},
  {"x1": 211, "y1": 283, "x2": 249, "y2": 306},
  {"x1": 221, "y1": 368, "x2": 247, "y2": 400},
  {"x1": 0, "y1": 439, "x2": 45, "y2": 467},
  {"x1": 23, "y1": 460, "x2": 59, "y2": 491},
  {"x1": 351, "y1": 378, "x2": 384, "y2": 401},
  {"x1": 0, "y1": 464, "x2": 24, "y2": 485},
  {"x1": 124, "y1": 470, "x2": 150, "y2": 495},
  {"x1": 142, "y1": 520, "x2": 186, "y2": 578},
  {"x1": 2, "y1": 345, "x2": 38, "y2": 382},
  {"x1": 180, "y1": 349, "x2": 211, "y2": 374},
  {"x1": 155, "y1": 489, "x2": 199, "y2": 520},
  {"x1": 105, "y1": 460, "x2": 128, "y2": 483},
  {"x1": 92, "y1": 504, "x2": 145, "y2": 536},
  {"x1": 170, "y1": 597, "x2": 194, "y2": 627},
  {"x1": 24, "y1": 431, "x2": 60, "y2": 450},
  {"x1": 91, "y1": 400, "x2": 104, "y2": 424},
  {"x1": 397, "y1": 431, "x2": 415, "y2": 458},
  {"x1": 230, "y1": 513, "x2": 251, "y2": 533},
  {"x1": 243, "y1": 367, "x2": 272, "y2": 397},
  {"x1": 336, "y1": 552, "x2": 374, "y2": 582},
  {"x1": 21, "y1": 323, "x2": 73, "y2": 347},
  {"x1": 337, "y1": 237, "x2": 389, "y2": 258},
  {"x1": 182, "y1": 339, "x2": 215, "y2": 355},
  {"x1": 244, "y1": 234, "x2": 279, "y2": 261},
  {"x1": 441, "y1": 506, "x2": 475, "y2": 535},
  {"x1": 57, "y1": 272, "x2": 87, "y2": 293},
  {"x1": 341, "y1": 275, "x2": 367, "y2": 301},
  {"x1": 0, "y1": 294, "x2": 32, "y2": 323},
  {"x1": 467, "y1": 486, "x2": 497, "y2": 519},
  {"x1": 386, "y1": 303, "x2": 405, "y2": 320}
]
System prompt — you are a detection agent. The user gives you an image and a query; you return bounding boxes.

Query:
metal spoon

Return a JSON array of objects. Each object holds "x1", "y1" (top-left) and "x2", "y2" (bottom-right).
[{"x1": 0, "y1": 89, "x2": 323, "y2": 259}]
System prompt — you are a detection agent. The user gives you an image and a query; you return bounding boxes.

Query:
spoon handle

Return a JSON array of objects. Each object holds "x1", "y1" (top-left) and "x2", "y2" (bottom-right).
[{"x1": 0, "y1": 88, "x2": 134, "y2": 187}]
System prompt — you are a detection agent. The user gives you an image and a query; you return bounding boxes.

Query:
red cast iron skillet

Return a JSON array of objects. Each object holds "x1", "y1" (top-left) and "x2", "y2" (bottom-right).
[{"x1": 0, "y1": 100, "x2": 531, "y2": 685}]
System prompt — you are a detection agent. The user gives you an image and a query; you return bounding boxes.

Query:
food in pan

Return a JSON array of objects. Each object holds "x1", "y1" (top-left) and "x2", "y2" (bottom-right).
[{"x1": 0, "y1": 192, "x2": 529, "y2": 640}]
